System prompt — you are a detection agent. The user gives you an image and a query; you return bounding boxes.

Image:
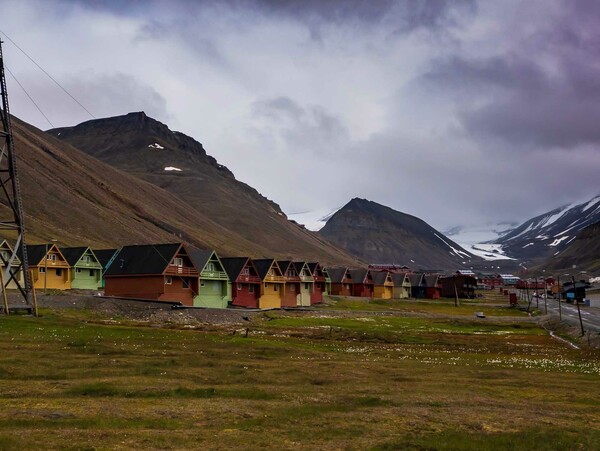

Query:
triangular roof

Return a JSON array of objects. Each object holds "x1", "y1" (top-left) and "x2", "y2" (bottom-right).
[
  {"x1": 307, "y1": 262, "x2": 319, "y2": 273},
  {"x1": 26, "y1": 244, "x2": 65, "y2": 266},
  {"x1": 0, "y1": 240, "x2": 20, "y2": 265},
  {"x1": 372, "y1": 271, "x2": 391, "y2": 285},
  {"x1": 327, "y1": 267, "x2": 350, "y2": 283},
  {"x1": 252, "y1": 259, "x2": 282, "y2": 280},
  {"x1": 221, "y1": 257, "x2": 254, "y2": 281},
  {"x1": 93, "y1": 249, "x2": 118, "y2": 268},
  {"x1": 409, "y1": 273, "x2": 424, "y2": 286},
  {"x1": 189, "y1": 248, "x2": 218, "y2": 271},
  {"x1": 424, "y1": 275, "x2": 439, "y2": 287},
  {"x1": 105, "y1": 243, "x2": 184, "y2": 276},
  {"x1": 391, "y1": 273, "x2": 409, "y2": 286},
  {"x1": 349, "y1": 268, "x2": 370, "y2": 284},
  {"x1": 292, "y1": 261, "x2": 309, "y2": 274},
  {"x1": 277, "y1": 260, "x2": 293, "y2": 275},
  {"x1": 60, "y1": 247, "x2": 97, "y2": 266}
]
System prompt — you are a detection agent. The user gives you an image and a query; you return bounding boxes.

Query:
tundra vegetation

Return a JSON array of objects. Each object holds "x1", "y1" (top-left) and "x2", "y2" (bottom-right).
[{"x1": 0, "y1": 293, "x2": 599, "y2": 450}]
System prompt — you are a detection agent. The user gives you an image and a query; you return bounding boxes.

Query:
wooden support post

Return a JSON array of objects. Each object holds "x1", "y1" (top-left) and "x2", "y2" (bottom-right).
[
  {"x1": 30, "y1": 270, "x2": 38, "y2": 317},
  {"x1": 2, "y1": 287, "x2": 9, "y2": 316}
]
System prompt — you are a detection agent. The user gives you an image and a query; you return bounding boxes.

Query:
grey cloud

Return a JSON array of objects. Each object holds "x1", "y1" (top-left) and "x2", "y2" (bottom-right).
[{"x1": 251, "y1": 96, "x2": 348, "y2": 152}]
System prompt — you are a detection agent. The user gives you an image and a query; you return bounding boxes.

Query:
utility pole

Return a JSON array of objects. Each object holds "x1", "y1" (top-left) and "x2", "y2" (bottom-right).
[
  {"x1": 0, "y1": 39, "x2": 31, "y2": 312},
  {"x1": 557, "y1": 275, "x2": 562, "y2": 321}
]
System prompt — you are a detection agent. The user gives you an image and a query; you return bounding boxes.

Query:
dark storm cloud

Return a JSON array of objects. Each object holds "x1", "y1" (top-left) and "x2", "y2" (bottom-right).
[{"x1": 419, "y1": 0, "x2": 600, "y2": 150}]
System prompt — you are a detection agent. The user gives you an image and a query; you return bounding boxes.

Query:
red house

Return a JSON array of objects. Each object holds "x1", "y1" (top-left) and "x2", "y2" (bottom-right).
[
  {"x1": 221, "y1": 257, "x2": 261, "y2": 308},
  {"x1": 308, "y1": 262, "x2": 327, "y2": 304},
  {"x1": 278, "y1": 260, "x2": 301, "y2": 307},
  {"x1": 328, "y1": 267, "x2": 352, "y2": 296},
  {"x1": 104, "y1": 243, "x2": 199, "y2": 305},
  {"x1": 424, "y1": 275, "x2": 441, "y2": 299},
  {"x1": 349, "y1": 268, "x2": 374, "y2": 298},
  {"x1": 440, "y1": 275, "x2": 477, "y2": 299}
]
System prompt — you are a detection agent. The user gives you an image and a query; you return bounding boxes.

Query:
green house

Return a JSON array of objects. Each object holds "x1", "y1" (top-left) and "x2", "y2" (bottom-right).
[
  {"x1": 60, "y1": 247, "x2": 103, "y2": 290},
  {"x1": 189, "y1": 249, "x2": 231, "y2": 308}
]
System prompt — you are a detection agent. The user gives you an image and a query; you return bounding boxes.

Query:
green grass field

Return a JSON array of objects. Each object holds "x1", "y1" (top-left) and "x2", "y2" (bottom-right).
[{"x1": 0, "y1": 301, "x2": 599, "y2": 450}]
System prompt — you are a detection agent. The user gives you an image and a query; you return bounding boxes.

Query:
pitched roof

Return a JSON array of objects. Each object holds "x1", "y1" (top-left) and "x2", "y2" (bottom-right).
[
  {"x1": 391, "y1": 273, "x2": 409, "y2": 286},
  {"x1": 253, "y1": 259, "x2": 276, "y2": 279},
  {"x1": 26, "y1": 244, "x2": 54, "y2": 266},
  {"x1": 60, "y1": 247, "x2": 91, "y2": 266},
  {"x1": 105, "y1": 243, "x2": 182, "y2": 276},
  {"x1": 277, "y1": 260, "x2": 293, "y2": 274},
  {"x1": 424, "y1": 275, "x2": 439, "y2": 287},
  {"x1": 307, "y1": 262, "x2": 318, "y2": 273},
  {"x1": 188, "y1": 248, "x2": 215, "y2": 272},
  {"x1": 292, "y1": 261, "x2": 307, "y2": 274},
  {"x1": 221, "y1": 257, "x2": 251, "y2": 281},
  {"x1": 93, "y1": 249, "x2": 118, "y2": 268},
  {"x1": 372, "y1": 271, "x2": 390, "y2": 285},
  {"x1": 327, "y1": 267, "x2": 349, "y2": 283},
  {"x1": 349, "y1": 268, "x2": 369, "y2": 284},
  {"x1": 409, "y1": 273, "x2": 424, "y2": 286}
]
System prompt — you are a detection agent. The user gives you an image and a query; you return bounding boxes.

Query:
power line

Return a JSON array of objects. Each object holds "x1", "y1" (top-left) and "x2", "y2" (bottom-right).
[
  {"x1": 0, "y1": 30, "x2": 96, "y2": 120},
  {"x1": 5, "y1": 65, "x2": 54, "y2": 128}
]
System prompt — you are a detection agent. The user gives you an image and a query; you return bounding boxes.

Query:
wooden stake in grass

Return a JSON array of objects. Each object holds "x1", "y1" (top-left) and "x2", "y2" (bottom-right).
[
  {"x1": 2, "y1": 281, "x2": 9, "y2": 316},
  {"x1": 453, "y1": 276, "x2": 459, "y2": 307},
  {"x1": 30, "y1": 270, "x2": 39, "y2": 317}
]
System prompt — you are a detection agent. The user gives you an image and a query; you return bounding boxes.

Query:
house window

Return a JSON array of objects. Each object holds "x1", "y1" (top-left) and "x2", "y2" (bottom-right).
[
  {"x1": 171, "y1": 257, "x2": 183, "y2": 266},
  {"x1": 84, "y1": 256, "x2": 91, "y2": 263},
  {"x1": 76, "y1": 268, "x2": 81, "y2": 273},
  {"x1": 269, "y1": 269, "x2": 274, "y2": 276},
  {"x1": 0, "y1": 251, "x2": 8, "y2": 261},
  {"x1": 56, "y1": 269, "x2": 62, "y2": 276},
  {"x1": 182, "y1": 279, "x2": 190, "y2": 288},
  {"x1": 89, "y1": 270, "x2": 94, "y2": 276},
  {"x1": 39, "y1": 267, "x2": 45, "y2": 273},
  {"x1": 289, "y1": 270, "x2": 296, "y2": 277},
  {"x1": 47, "y1": 254, "x2": 56, "y2": 261},
  {"x1": 237, "y1": 283, "x2": 242, "y2": 290},
  {"x1": 248, "y1": 285, "x2": 254, "y2": 293},
  {"x1": 165, "y1": 276, "x2": 172, "y2": 285},
  {"x1": 242, "y1": 268, "x2": 249, "y2": 275},
  {"x1": 206, "y1": 263, "x2": 215, "y2": 272},
  {"x1": 200, "y1": 282, "x2": 206, "y2": 288},
  {"x1": 274, "y1": 285, "x2": 279, "y2": 292},
  {"x1": 305, "y1": 283, "x2": 309, "y2": 290}
]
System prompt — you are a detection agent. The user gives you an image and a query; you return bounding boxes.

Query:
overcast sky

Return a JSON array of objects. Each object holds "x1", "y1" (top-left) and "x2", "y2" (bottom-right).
[{"x1": 2, "y1": 0, "x2": 599, "y2": 232}]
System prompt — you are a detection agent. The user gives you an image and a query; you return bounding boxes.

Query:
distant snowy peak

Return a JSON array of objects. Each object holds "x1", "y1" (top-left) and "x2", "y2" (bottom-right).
[
  {"x1": 494, "y1": 194, "x2": 600, "y2": 260},
  {"x1": 443, "y1": 222, "x2": 518, "y2": 261}
]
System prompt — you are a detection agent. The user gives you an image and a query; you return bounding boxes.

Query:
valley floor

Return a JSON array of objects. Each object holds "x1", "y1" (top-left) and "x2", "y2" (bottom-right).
[{"x1": 0, "y1": 294, "x2": 599, "y2": 450}]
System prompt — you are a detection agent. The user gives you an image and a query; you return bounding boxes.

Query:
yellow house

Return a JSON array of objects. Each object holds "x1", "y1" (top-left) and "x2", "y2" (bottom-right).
[
  {"x1": 373, "y1": 271, "x2": 394, "y2": 299},
  {"x1": 0, "y1": 240, "x2": 25, "y2": 290},
  {"x1": 27, "y1": 244, "x2": 71, "y2": 290},
  {"x1": 252, "y1": 259, "x2": 285, "y2": 309}
]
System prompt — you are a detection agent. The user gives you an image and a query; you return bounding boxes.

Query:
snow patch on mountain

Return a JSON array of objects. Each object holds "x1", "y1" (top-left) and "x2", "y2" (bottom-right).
[
  {"x1": 287, "y1": 206, "x2": 343, "y2": 231},
  {"x1": 148, "y1": 143, "x2": 164, "y2": 149},
  {"x1": 443, "y1": 222, "x2": 517, "y2": 261},
  {"x1": 164, "y1": 166, "x2": 182, "y2": 172}
]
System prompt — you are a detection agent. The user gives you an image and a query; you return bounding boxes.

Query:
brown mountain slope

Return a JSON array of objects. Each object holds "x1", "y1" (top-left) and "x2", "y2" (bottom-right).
[
  {"x1": 48, "y1": 112, "x2": 359, "y2": 264},
  {"x1": 319, "y1": 198, "x2": 483, "y2": 270},
  {"x1": 535, "y1": 221, "x2": 600, "y2": 274},
  {"x1": 2, "y1": 116, "x2": 358, "y2": 265}
]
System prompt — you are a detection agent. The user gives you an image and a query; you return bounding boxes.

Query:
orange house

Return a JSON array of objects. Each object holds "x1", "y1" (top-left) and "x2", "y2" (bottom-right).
[{"x1": 27, "y1": 244, "x2": 71, "y2": 290}]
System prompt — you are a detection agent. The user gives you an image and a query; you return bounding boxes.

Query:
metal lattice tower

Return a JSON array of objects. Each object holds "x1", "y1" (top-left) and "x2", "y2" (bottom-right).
[{"x1": 0, "y1": 39, "x2": 31, "y2": 308}]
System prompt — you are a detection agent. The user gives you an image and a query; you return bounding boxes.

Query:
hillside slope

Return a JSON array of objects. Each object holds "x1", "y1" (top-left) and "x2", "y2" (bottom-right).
[
  {"x1": 48, "y1": 112, "x2": 357, "y2": 264},
  {"x1": 536, "y1": 221, "x2": 600, "y2": 274},
  {"x1": 493, "y1": 195, "x2": 600, "y2": 261},
  {"x1": 318, "y1": 198, "x2": 482, "y2": 270},
  {"x1": 2, "y1": 116, "x2": 358, "y2": 265}
]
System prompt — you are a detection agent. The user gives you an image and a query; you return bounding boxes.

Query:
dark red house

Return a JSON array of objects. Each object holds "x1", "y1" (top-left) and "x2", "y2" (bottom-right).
[
  {"x1": 308, "y1": 262, "x2": 327, "y2": 304},
  {"x1": 221, "y1": 257, "x2": 261, "y2": 308},
  {"x1": 349, "y1": 268, "x2": 374, "y2": 298},
  {"x1": 440, "y1": 275, "x2": 477, "y2": 299},
  {"x1": 104, "y1": 243, "x2": 198, "y2": 305},
  {"x1": 328, "y1": 267, "x2": 352, "y2": 296},
  {"x1": 424, "y1": 275, "x2": 441, "y2": 299},
  {"x1": 278, "y1": 260, "x2": 301, "y2": 307}
]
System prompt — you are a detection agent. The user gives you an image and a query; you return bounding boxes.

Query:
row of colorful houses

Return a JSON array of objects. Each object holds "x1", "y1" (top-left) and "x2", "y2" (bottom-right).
[{"x1": 0, "y1": 241, "x2": 480, "y2": 308}]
